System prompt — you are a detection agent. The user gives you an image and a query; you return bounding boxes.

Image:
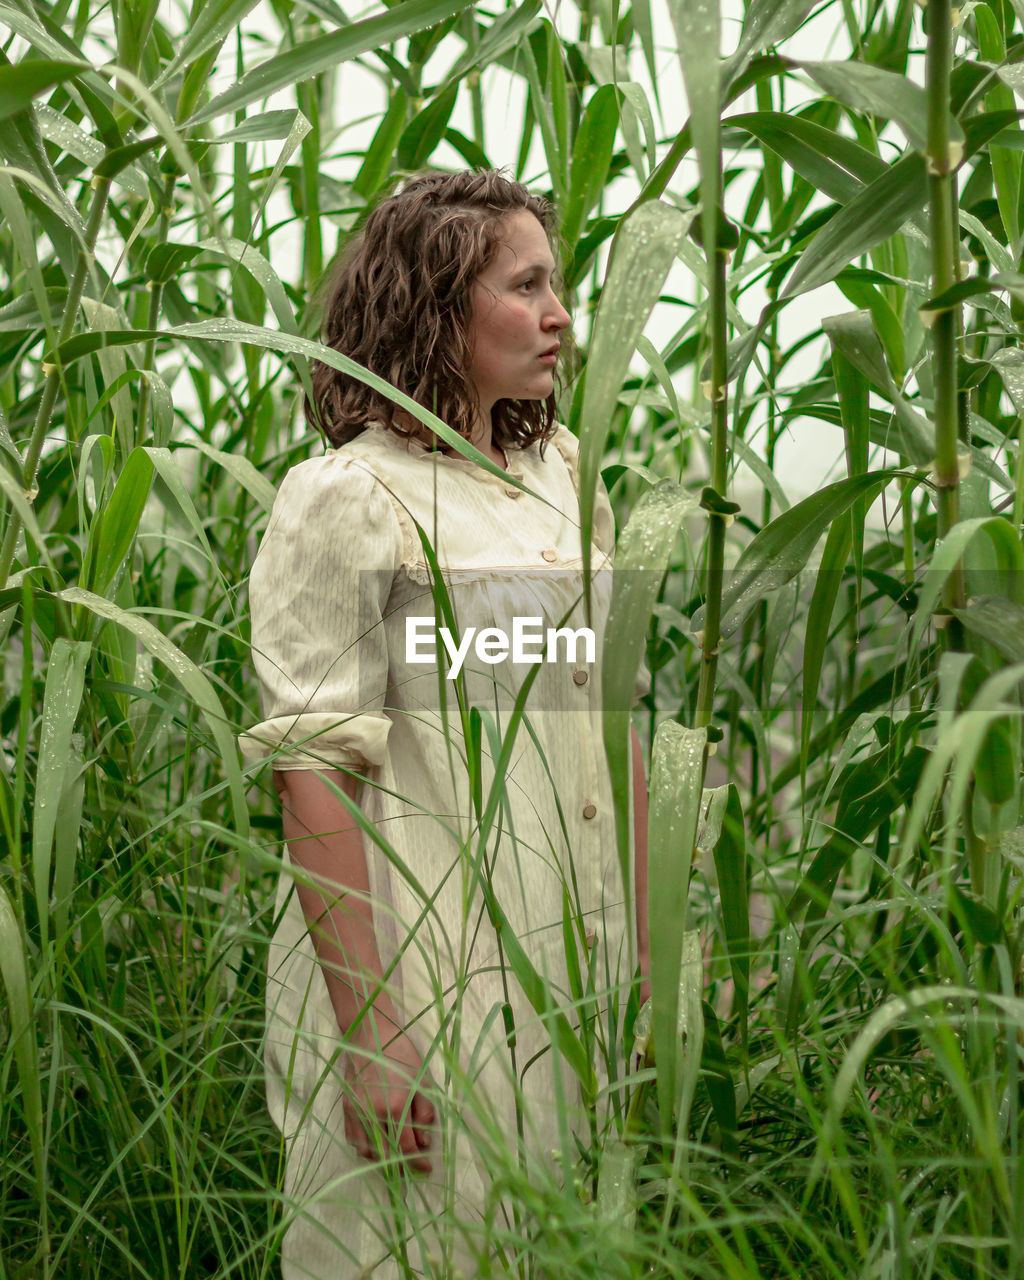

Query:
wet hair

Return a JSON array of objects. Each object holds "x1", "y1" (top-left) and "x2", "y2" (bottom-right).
[{"x1": 304, "y1": 169, "x2": 569, "y2": 452}]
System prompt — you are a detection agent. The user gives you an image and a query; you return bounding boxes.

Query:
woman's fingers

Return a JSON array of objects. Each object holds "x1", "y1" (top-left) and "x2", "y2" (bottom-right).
[
  {"x1": 343, "y1": 1098, "x2": 375, "y2": 1158},
  {"x1": 396, "y1": 1114, "x2": 432, "y2": 1173},
  {"x1": 342, "y1": 1092, "x2": 433, "y2": 1173},
  {"x1": 411, "y1": 1090, "x2": 435, "y2": 1149}
]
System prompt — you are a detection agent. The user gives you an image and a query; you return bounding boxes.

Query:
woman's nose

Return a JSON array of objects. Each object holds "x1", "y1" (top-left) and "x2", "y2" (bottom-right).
[{"x1": 546, "y1": 291, "x2": 571, "y2": 331}]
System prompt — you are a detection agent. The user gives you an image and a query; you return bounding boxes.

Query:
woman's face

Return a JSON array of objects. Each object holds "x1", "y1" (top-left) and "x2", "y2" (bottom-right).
[{"x1": 465, "y1": 211, "x2": 571, "y2": 423}]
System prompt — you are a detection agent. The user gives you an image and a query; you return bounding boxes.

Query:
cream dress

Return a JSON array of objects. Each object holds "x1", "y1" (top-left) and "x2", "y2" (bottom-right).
[{"x1": 241, "y1": 421, "x2": 646, "y2": 1280}]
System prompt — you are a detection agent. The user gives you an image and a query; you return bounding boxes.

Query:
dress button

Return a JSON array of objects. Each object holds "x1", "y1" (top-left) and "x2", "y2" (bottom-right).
[
  {"x1": 541, "y1": 548, "x2": 558, "y2": 562},
  {"x1": 504, "y1": 487, "x2": 521, "y2": 499},
  {"x1": 582, "y1": 801, "x2": 597, "y2": 819},
  {"x1": 572, "y1": 669, "x2": 588, "y2": 686}
]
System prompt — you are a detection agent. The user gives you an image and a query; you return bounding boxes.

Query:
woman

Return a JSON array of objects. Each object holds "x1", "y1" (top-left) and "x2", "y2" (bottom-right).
[{"x1": 241, "y1": 170, "x2": 650, "y2": 1280}]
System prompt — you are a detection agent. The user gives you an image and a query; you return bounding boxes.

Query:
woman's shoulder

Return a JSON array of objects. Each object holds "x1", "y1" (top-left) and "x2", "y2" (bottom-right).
[
  {"x1": 538, "y1": 422, "x2": 580, "y2": 470},
  {"x1": 527, "y1": 422, "x2": 581, "y2": 489},
  {"x1": 275, "y1": 427, "x2": 398, "y2": 493},
  {"x1": 263, "y1": 438, "x2": 404, "y2": 543}
]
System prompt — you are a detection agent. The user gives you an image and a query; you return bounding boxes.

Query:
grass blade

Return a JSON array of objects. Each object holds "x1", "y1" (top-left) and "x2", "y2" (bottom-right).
[
  {"x1": 647, "y1": 721, "x2": 706, "y2": 1132},
  {"x1": 32, "y1": 638, "x2": 91, "y2": 952},
  {"x1": 574, "y1": 201, "x2": 694, "y2": 584},
  {"x1": 782, "y1": 153, "x2": 928, "y2": 299},
  {"x1": 187, "y1": 0, "x2": 477, "y2": 124}
]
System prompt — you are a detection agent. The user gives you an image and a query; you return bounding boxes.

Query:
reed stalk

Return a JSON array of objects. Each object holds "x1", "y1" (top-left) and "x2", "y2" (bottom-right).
[
  {"x1": 925, "y1": 0, "x2": 964, "y2": 604},
  {"x1": 695, "y1": 232, "x2": 729, "y2": 729}
]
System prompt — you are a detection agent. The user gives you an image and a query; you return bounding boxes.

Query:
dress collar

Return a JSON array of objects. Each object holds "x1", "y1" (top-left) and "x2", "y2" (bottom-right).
[{"x1": 365, "y1": 418, "x2": 525, "y2": 481}]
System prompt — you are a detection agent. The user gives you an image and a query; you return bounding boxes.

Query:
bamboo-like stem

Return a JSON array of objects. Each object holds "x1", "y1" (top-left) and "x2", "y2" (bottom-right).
[
  {"x1": 0, "y1": 176, "x2": 112, "y2": 590},
  {"x1": 925, "y1": 0, "x2": 964, "y2": 609},
  {"x1": 695, "y1": 239, "x2": 729, "y2": 730}
]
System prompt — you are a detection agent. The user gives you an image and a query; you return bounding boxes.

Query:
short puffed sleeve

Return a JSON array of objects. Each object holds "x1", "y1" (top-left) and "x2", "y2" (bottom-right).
[
  {"x1": 549, "y1": 424, "x2": 651, "y2": 708},
  {"x1": 239, "y1": 454, "x2": 403, "y2": 771}
]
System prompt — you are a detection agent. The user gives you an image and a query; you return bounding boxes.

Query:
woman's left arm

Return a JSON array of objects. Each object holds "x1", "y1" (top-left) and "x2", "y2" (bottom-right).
[{"x1": 632, "y1": 723, "x2": 651, "y2": 1005}]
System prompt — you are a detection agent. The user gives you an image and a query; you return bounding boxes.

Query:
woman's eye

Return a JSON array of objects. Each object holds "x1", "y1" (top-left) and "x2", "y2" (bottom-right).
[{"x1": 518, "y1": 278, "x2": 536, "y2": 292}]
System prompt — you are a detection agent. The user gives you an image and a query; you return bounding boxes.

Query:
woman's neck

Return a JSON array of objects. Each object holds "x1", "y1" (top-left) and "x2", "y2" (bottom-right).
[{"x1": 391, "y1": 408, "x2": 507, "y2": 470}]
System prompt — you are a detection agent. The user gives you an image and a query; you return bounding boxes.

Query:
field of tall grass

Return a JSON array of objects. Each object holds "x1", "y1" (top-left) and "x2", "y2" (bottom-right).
[{"x1": 2, "y1": 0, "x2": 1024, "y2": 1275}]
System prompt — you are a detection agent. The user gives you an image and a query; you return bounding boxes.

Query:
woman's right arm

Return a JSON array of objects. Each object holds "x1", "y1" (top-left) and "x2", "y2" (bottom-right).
[{"x1": 274, "y1": 768, "x2": 435, "y2": 1172}]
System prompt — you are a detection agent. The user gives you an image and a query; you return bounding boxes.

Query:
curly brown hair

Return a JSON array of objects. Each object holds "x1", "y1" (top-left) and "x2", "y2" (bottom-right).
[{"x1": 304, "y1": 169, "x2": 570, "y2": 452}]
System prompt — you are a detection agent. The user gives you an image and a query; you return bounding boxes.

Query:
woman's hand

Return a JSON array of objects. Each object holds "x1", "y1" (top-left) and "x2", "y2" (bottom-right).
[{"x1": 343, "y1": 1024, "x2": 436, "y2": 1175}]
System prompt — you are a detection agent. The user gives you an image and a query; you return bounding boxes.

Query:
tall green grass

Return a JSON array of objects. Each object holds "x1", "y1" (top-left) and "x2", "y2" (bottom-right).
[{"x1": 2, "y1": 0, "x2": 1024, "y2": 1275}]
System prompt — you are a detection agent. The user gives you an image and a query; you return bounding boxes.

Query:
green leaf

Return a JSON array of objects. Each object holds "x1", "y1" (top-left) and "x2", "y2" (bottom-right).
[
  {"x1": 0, "y1": 288, "x2": 64, "y2": 332},
  {"x1": 727, "y1": 110, "x2": 885, "y2": 202},
  {"x1": 86, "y1": 447, "x2": 154, "y2": 597},
  {"x1": 93, "y1": 134, "x2": 162, "y2": 179},
  {"x1": 669, "y1": 0, "x2": 721, "y2": 260},
  {"x1": 574, "y1": 201, "x2": 694, "y2": 581},
  {"x1": 821, "y1": 309, "x2": 933, "y2": 464},
  {"x1": 353, "y1": 90, "x2": 408, "y2": 199},
  {"x1": 597, "y1": 1138, "x2": 639, "y2": 1233},
  {"x1": 790, "y1": 744, "x2": 929, "y2": 923},
  {"x1": 443, "y1": 125, "x2": 491, "y2": 170},
  {"x1": 562, "y1": 84, "x2": 620, "y2": 249},
  {"x1": 782, "y1": 153, "x2": 928, "y2": 299},
  {"x1": 187, "y1": 0, "x2": 478, "y2": 125},
  {"x1": 603, "y1": 480, "x2": 701, "y2": 928},
  {"x1": 692, "y1": 470, "x2": 906, "y2": 641},
  {"x1": 647, "y1": 721, "x2": 706, "y2": 1132},
  {"x1": 0, "y1": 885, "x2": 44, "y2": 1196},
  {"x1": 711, "y1": 786, "x2": 749, "y2": 1045},
  {"x1": 180, "y1": 440, "x2": 278, "y2": 513},
  {"x1": 953, "y1": 595, "x2": 1024, "y2": 664},
  {"x1": 194, "y1": 236, "x2": 313, "y2": 400},
  {"x1": 800, "y1": 515, "x2": 852, "y2": 769},
  {"x1": 976, "y1": 5, "x2": 1022, "y2": 245},
  {"x1": 443, "y1": 0, "x2": 541, "y2": 85},
  {"x1": 146, "y1": 242, "x2": 202, "y2": 285},
  {"x1": 631, "y1": 0, "x2": 658, "y2": 96},
  {"x1": 829, "y1": 322, "x2": 870, "y2": 572},
  {"x1": 51, "y1": 732, "x2": 85, "y2": 949},
  {"x1": 157, "y1": 0, "x2": 263, "y2": 86},
  {"x1": 212, "y1": 109, "x2": 305, "y2": 144},
  {"x1": 145, "y1": 447, "x2": 225, "y2": 589},
  {"x1": 911, "y1": 518, "x2": 1024, "y2": 654},
  {"x1": 919, "y1": 272, "x2": 1024, "y2": 320},
  {"x1": 700, "y1": 1002, "x2": 737, "y2": 1152},
  {"x1": 0, "y1": 110, "x2": 88, "y2": 243},
  {"x1": 951, "y1": 885, "x2": 1003, "y2": 946},
  {"x1": 54, "y1": 586, "x2": 250, "y2": 838},
  {"x1": 396, "y1": 82, "x2": 458, "y2": 171},
  {"x1": 730, "y1": 0, "x2": 814, "y2": 66},
  {"x1": 35, "y1": 105, "x2": 147, "y2": 197},
  {"x1": 0, "y1": 59, "x2": 86, "y2": 122},
  {"x1": 32, "y1": 638, "x2": 91, "y2": 951},
  {"x1": 798, "y1": 59, "x2": 958, "y2": 154},
  {"x1": 835, "y1": 267, "x2": 905, "y2": 379}
]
